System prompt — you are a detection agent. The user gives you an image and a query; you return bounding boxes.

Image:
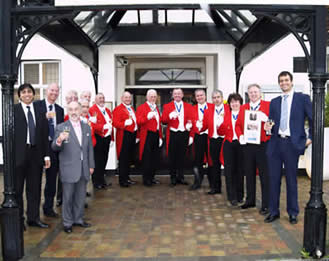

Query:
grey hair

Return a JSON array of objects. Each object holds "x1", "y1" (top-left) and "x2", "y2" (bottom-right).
[
  {"x1": 146, "y1": 89, "x2": 157, "y2": 97},
  {"x1": 247, "y1": 83, "x2": 261, "y2": 90},
  {"x1": 212, "y1": 89, "x2": 223, "y2": 97}
]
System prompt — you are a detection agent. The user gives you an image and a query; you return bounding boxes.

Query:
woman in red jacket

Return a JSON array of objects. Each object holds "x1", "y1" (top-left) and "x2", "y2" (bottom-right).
[{"x1": 222, "y1": 93, "x2": 244, "y2": 206}]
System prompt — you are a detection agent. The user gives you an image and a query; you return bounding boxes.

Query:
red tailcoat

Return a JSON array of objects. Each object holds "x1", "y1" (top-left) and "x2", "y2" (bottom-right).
[
  {"x1": 161, "y1": 101, "x2": 193, "y2": 156},
  {"x1": 202, "y1": 103, "x2": 230, "y2": 166},
  {"x1": 136, "y1": 102, "x2": 163, "y2": 161},
  {"x1": 88, "y1": 104, "x2": 114, "y2": 140},
  {"x1": 235, "y1": 100, "x2": 270, "y2": 143},
  {"x1": 112, "y1": 103, "x2": 138, "y2": 158}
]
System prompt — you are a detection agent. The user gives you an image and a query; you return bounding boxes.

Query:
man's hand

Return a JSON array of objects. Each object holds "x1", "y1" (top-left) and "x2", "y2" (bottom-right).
[
  {"x1": 258, "y1": 111, "x2": 269, "y2": 122},
  {"x1": 169, "y1": 111, "x2": 179, "y2": 120},
  {"x1": 90, "y1": 168, "x2": 94, "y2": 175},
  {"x1": 44, "y1": 159, "x2": 51, "y2": 169},
  {"x1": 239, "y1": 135, "x2": 246, "y2": 145},
  {"x1": 57, "y1": 132, "x2": 69, "y2": 145},
  {"x1": 46, "y1": 111, "x2": 55, "y2": 119},
  {"x1": 196, "y1": 120, "x2": 203, "y2": 131},
  {"x1": 89, "y1": 116, "x2": 97, "y2": 123},
  {"x1": 124, "y1": 119, "x2": 133, "y2": 126},
  {"x1": 264, "y1": 121, "x2": 273, "y2": 131},
  {"x1": 147, "y1": 111, "x2": 156, "y2": 120},
  {"x1": 186, "y1": 122, "x2": 192, "y2": 131},
  {"x1": 159, "y1": 138, "x2": 163, "y2": 147},
  {"x1": 136, "y1": 138, "x2": 140, "y2": 144},
  {"x1": 305, "y1": 138, "x2": 312, "y2": 148},
  {"x1": 188, "y1": 136, "x2": 193, "y2": 146}
]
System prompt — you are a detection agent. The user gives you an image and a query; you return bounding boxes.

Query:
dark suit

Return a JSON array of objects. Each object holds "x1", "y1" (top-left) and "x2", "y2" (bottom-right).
[
  {"x1": 14, "y1": 102, "x2": 49, "y2": 222},
  {"x1": 266, "y1": 92, "x2": 312, "y2": 216},
  {"x1": 35, "y1": 99, "x2": 64, "y2": 213}
]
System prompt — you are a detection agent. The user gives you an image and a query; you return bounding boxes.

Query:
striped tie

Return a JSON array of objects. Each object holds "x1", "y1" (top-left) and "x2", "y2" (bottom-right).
[{"x1": 280, "y1": 94, "x2": 289, "y2": 132}]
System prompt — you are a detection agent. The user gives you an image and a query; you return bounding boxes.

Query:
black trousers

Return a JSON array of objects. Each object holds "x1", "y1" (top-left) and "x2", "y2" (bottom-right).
[
  {"x1": 119, "y1": 131, "x2": 136, "y2": 185},
  {"x1": 193, "y1": 133, "x2": 208, "y2": 180},
  {"x1": 43, "y1": 141, "x2": 59, "y2": 212},
  {"x1": 168, "y1": 131, "x2": 189, "y2": 179},
  {"x1": 243, "y1": 142, "x2": 269, "y2": 208},
  {"x1": 92, "y1": 134, "x2": 111, "y2": 186},
  {"x1": 223, "y1": 140, "x2": 244, "y2": 202},
  {"x1": 209, "y1": 137, "x2": 223, "y2": 191},
  {"x1": 142, "y1": 131, "x2": 160, "y2": 184},
  {"x1": 15, "y1": 146, "x2": 43, "y2": 222}
]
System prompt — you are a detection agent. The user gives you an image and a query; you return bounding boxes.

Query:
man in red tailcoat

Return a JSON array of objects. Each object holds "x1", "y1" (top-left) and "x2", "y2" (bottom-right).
[
  {"x1": 136, "y1": 89, "x2": 163, "y2": 187},
  {"x1": 161, "y1": 88, "x2": 193, "y2": 187},
  {"x1": 113, "y1": 91, "x2": 138, "y2": 187}
]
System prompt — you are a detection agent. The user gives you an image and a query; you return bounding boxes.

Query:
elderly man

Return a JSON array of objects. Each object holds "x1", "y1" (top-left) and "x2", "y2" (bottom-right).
[
  {"x1": 52, "y1": 101, "x2": 95, "y2": 233},
  {"x1": 161, "y1": 88, "x2": 193, "y2": 186},
  {"x1": 64, "y1": 90, "x2": 79, "y2": 121},
  {"x1": 15, "y1": 83, "x2": 51, "y2": 229},
  {"x1": 35, "y1": 83, "x2": 64, "y2": 218},
  {"x1": 80, "y1": 91, "x2": 92, "y2": 103},
  {"x1": 136, "y1": 89, "x2": 163, "y2": 187},
  {"x1": 236, "y1": 84, "x2": 270, "y2": 214},
  {"x1": 113, "y1": 91, "x2": 138, "y2": 187},
  {"x1": 89, "y1": 93, "x2": 113, "y2": 190}
]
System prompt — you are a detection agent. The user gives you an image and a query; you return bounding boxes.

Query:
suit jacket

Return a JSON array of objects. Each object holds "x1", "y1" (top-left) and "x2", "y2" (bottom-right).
[
  {"x1": 14, "y1": 102, "x2": 49, "y2": 167},
  {"x1": 35, "y1": 99, "x2": 64, "y2": 125},
  {"x1": 89, "y1": 103, "x2": 114, "y2": 139},
  {"x1": 113, "y1": 103, "x2": 138, "y2": 158},
  {"x1": 161, "y1": 101, "x2": 193, "y2": 156},
  {"x1": 267, "y1": 92, "x2": 312, "y2": 156},
  {"x1": 136, "y1": 102, "x2": 163, "y2": 161},
  {"x1": 235, "y1": 100, "x2": 270, "y2": 143},
  {"x1": 51, "y1": 120, "x2": 95, "y2": 183}
]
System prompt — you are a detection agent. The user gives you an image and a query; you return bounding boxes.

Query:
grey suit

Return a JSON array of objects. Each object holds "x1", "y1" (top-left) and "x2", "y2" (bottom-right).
[{"x1": 52, "y1": 120, "x2": 95, "y2": 227}]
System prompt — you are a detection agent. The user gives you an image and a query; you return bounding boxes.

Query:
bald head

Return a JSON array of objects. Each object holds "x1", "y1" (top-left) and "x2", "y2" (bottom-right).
[{"x1": 121, "y1": 91, "x2": 132, "y2": 105}]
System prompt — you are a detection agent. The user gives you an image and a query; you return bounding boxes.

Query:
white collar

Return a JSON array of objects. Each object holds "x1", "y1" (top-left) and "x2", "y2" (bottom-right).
[
  {"x1": 147, "y1": 101, "x2": 155, "y2": 107},
  {"x1": 198, "y1": 102, "x2": 207, "y2": 108},
  {"x1": 21, "y1": 101, "x2": 33, "y2": 109},
  {"x1": 232, "y1": 110, "x2": 239, "y2": 115},
  {"x1": 174, "y1": 100, "x2": 183, "y2": 105},
  {"x1": 250, "y1": 100, "x2": 261, "y2": 108},
  {"x1": 96, "y1": 104, "x2": 105, "y2": 112},
  {"x1": 123, "y1": 103, "x2": 131, "y2": 109},
  {"x1": 215, "y1": 103, "x2": 223, "y2": 110},
  {"x1": 282, "y1": 89, "x2": 294, "y2": 98},
  {"x1": 45, "y1": 99, "x2": 55, "y2": 108}
]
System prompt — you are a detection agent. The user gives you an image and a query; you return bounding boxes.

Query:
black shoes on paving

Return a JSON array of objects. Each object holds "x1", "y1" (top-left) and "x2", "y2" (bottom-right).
[
  {"x1": 207, "y1": 189, "x2": 221, "y2": 195},
  {"x1": 27, "y1": 220, "x2": 49, "y2": 228},
  {"x1": 240, "y1": 203, "x2": 256, "y2": 209},
  {"x1": 289, "y1": 215, "x2": 298, "y2": 224},
  {"x1": 64, "y1": 222, "x2": 91, "y2": 233},
  {"x1": 264, "y1": 214, "x2": 280, "y2": 223},
  {"x1": 64, "y1": 226, "x2": 72, "y2": 233}
]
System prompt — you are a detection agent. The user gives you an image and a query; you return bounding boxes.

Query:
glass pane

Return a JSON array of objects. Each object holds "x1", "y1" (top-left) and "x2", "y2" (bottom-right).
[
  {"x1": 42, "y1": 63, "x2": 59, "y2": 85},
  {"x1": 135, "y1": 68, "x2": 203, "y2": 85},
  {"x1": 24, "y1": 64, "x2": 39, "y2": 84},
  {"x1": 120, "y1": 10, "x2": 138, "y2": 24},
  {"x1": 167, "y1": 10, "x2": 193, "y2": 23}
]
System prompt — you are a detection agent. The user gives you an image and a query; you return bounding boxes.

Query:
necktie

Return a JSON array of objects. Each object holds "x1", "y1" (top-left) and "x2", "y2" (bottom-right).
[
  {"x1": 48, "y1": 104, "x2": 55, "y2": 139},
  {"x1": 27, "y1": 106, "x2": 36, "y2": 145},
  {"x1": 102, "y1": 109, "x2": 106, "y2": 115},
  {"x1": 280, "y1": 95, "x2": 289, "y2": 131}
]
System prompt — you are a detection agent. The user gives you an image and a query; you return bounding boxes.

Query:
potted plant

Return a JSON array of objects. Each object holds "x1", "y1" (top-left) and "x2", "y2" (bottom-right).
[{"x1": 305, "y1": 91, "x2": 329, "y2": 180}]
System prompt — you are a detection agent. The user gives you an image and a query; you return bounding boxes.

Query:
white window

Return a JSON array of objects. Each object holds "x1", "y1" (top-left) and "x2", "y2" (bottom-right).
[{"x1": 15, "y1": 61, "x2": 61, "y2": 104}]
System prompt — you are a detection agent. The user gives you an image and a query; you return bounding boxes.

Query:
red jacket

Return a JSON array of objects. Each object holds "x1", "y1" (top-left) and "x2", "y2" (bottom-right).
[
  {"x1": 161, "y1": 101, "x2": 193, "y2": 156},
  {"x1": 136, "y1": 102, "x2": 163, "y2": 161},
  {"x1": 235, "y1": 100, "x2": 270, "y2": 143},
  {"x1": 88, "y1": 104, "x2": 114, "y2": 140},
  {"x1": 112, "y1": 103, "x2": 138, "y2": 158}
]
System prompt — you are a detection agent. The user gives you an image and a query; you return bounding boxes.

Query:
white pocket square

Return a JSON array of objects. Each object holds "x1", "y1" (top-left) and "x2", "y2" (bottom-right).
[{"x1": 86, "y1": 133, "x2": 90, "y2": 136}]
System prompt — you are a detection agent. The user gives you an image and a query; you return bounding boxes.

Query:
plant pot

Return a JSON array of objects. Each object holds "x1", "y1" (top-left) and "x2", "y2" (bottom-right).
[{"x1": 305, "y1": 127, "x2": 329, "y2": 180}]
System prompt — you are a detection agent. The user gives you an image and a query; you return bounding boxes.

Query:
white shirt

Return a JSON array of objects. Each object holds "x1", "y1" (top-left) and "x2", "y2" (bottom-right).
[
  {"x1": 124, "y1": 103, "x2": 137, "y2": 131},
  {"x1": 147, "y1": 101, "x2": 160, "y2": 130},
  {"x1": 232, "y1": 110, "x2": 239, "y2": 140},
  {"x1": 45, "y1": 99, "x2": 57, "y2": 127},
  {"x1": 279, "y1": 90, "x2": 294, "y2": 136},
  {"x1": 198, "y1": 103, "x2": 208, "y2": 135},
  {"x1": 97, "y1": 104, "x2": 112, "y2": 124},
  {"x1": 249, "y1": 100, "x2": 261, "y2": 111},
  {"x1": 170, "y1": 101, "x2": 185, "y2": 132},
  {"x1": 21, "y1": 102, "x2": 36, "y2": 144},
  {"x1": 212, "y1": 104, "x2": 224, "y2": 139}
]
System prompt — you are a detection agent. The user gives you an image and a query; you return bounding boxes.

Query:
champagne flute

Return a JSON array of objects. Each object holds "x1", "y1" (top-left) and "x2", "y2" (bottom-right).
[
  {"x1": 63, "y1": 126, "x2": 70, "y2": 143},
  {"x1": 266, "y1": 119, "x2": 275, "y2": 136}
]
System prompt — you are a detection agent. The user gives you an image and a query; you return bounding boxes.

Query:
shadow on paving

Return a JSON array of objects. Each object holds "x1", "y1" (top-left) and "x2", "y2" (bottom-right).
[{"x1": 0, "y1": 174, "x2": 329, "y2": 260}]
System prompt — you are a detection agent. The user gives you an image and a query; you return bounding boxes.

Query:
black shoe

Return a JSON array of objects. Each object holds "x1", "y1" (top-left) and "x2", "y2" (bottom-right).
[
  {"x1": 86, "y1": 192, "x2": 91, "y2": 197},
  {"x1": 259, "y1": 207, "x2": 269, "y2": 215},
  {"x1": 230, "y1": 200, "x2": 238, "y2": 206},
  {"x1": 152, "y1": 178, "x2": 160, "y2": 184},
  {"x1": 103, "y1": 182, "x2": 112, "y2": 188},
  {"x1": 120, "y1": 183, "x2": 130, "y2": 188},
  {"x1": 264, "y1": 214, "x2": 280, "y2": 223},
  {"x1": 240, "y1": 203, "x2": 256, "y2": 209},
  {"x1": 64, "y1": 226, "x2": 72, "y2": 233},
  {"x1": 237, "y1": 199, "x2": 244, "y2": 204},
  {"x1": 44, "y1": 210, "x2": 59, "y2": 218},
  {"x1": 73, "y1": 222, "x2": 91, "y2": 228},
  {"x1": 189, "y1": 183, "x2": 201, "y2": 191},
  {"x1": 143, "y1": 181, "x2": 153, "y2": 187},
  {"x1": 177, "y1": 179, "x2": 189, "y2": 185},
  {"x1": 56, "y1": 199, "x2": 62, "y2": 207},
  {"x1": 94, "y1": 184, "x2": 105, "y2": 190},
  {"x1": 127, "y1": 179, "x2": 136, "y2": 185},
  {"x1": 207, "y1": 189, "x2": 221, "y2": 195},
  {"x1": 289, "y1": 215, "x2": 298, "y2": 224},
  {"x1": 27, "y1": 220, "x2": 49, "y2": 228}
]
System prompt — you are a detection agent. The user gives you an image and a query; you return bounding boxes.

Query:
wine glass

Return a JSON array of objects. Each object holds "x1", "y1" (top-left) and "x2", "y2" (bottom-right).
[
  {"x1": 63, "y1": 126, "x2": 70, "y2": 143},
  {"x1": 266, "y1": 119, "x2": 275, "y2": 136}
]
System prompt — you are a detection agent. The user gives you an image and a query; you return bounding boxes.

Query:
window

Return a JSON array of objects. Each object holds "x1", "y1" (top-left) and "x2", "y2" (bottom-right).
[{"x1": 16, "y1": 61, "x2": 61, "y2": 104}]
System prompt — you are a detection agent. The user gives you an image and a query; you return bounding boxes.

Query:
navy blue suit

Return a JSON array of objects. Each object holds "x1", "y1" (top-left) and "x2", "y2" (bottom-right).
[
  {"x1": 266, "y1": 92, "x2": 312, "y2": 216},
  {"x1": 35, "y1": 99, "x2": 64, "y2": 213}
]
